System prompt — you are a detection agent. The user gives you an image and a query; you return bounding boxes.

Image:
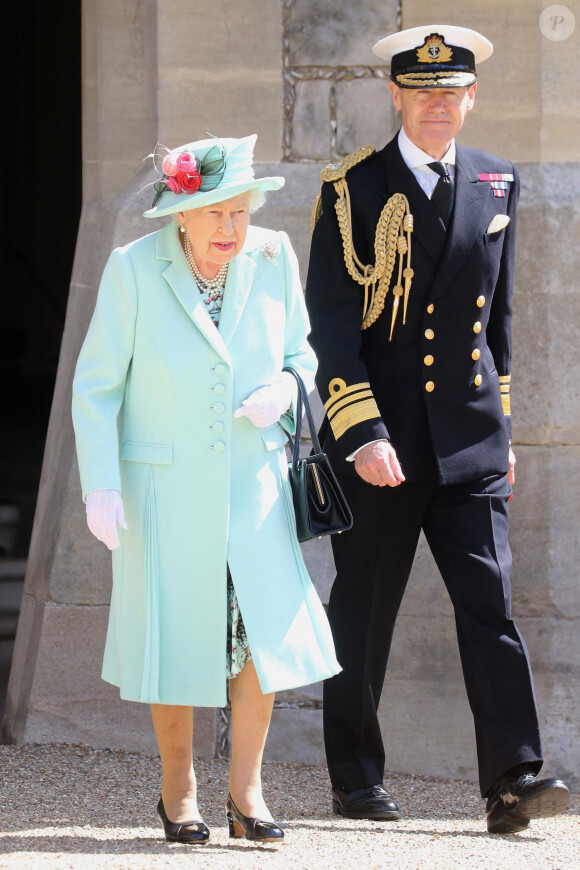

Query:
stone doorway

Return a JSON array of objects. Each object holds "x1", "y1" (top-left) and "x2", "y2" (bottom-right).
[{"x1": 0, "y1": 1, "x2": 82, "y2": 724}]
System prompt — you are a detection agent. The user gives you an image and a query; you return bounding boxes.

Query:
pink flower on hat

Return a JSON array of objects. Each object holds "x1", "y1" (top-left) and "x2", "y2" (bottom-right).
[
  {"x1": 176, "y1": 151, "x2": 197, "y2": 173},
  {"x1": 161, "y1": 154, "x2": 179, "y2": 177},
  {"x1": 164, "y1": 175, "x2": 181, "y2": 194}
]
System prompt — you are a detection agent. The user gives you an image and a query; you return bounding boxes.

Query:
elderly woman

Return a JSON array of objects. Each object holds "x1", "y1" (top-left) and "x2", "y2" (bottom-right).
[{"x1": 72, "y1": 134, "x2": 340, "y2": 844}]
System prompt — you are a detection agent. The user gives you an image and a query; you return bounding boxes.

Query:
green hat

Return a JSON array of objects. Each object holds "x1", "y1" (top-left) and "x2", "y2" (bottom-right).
[
  {"x1": 143, "y1": 134, "x2": 284, "y2": 218},
  {"x1": 373, "y1": 24, "x2": 493, "y2": 89}
]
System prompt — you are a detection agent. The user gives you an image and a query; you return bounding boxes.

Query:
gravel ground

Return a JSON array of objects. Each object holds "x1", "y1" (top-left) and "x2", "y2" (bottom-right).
[{"x1": 0, "y1": 744, "x2": 578, "y2": 869}]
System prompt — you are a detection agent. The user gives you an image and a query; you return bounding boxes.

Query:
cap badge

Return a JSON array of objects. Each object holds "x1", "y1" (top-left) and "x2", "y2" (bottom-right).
[{"x1": 417, "y1": 34, "x2": 453, "y2": 64}]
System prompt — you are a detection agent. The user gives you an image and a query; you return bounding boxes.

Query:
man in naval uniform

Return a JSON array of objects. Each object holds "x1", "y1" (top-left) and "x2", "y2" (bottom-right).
[{"x1": 305, "y1": 24, "x2": 570, "y2": 834}]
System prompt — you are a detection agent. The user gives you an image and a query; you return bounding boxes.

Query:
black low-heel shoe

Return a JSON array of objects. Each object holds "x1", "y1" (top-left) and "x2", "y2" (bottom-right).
[
  {"x1": 486, "y1": 774, "x2": 570, "y2": 835},
  {"x1": 225, "y1": 793, "x2": 284, "y2": 842},
  {"x1": 157, "y1": 797, "x2": 210, "y2": 844}
]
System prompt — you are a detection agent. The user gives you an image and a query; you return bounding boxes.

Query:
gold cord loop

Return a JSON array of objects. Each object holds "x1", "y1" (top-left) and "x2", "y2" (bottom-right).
[{"x1": 333, "y1": 184, "x2": 413, "y2": 337}]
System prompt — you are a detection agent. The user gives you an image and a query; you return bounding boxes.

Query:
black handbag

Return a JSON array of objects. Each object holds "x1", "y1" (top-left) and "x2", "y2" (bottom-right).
[{"x1": 282, "y1": 367, "x2": 353, "y2": 542}]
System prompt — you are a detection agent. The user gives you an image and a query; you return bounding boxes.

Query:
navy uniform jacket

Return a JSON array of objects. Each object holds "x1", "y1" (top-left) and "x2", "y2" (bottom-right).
[{"x1": 305, "y1": 134, "x2": 518, "y2": 485}]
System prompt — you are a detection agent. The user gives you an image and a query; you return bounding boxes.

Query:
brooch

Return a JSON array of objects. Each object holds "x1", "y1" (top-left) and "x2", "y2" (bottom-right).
[{"x1": 261, "y1": 239, "x2": 280, "y2": 263}]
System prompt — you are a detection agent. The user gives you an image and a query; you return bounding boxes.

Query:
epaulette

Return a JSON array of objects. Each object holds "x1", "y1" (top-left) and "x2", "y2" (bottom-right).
[
  {"x1": 320, "y1": 145, "x2": 375, "y2": 183},
  {"x1": 313, "y1": 142, "x2": 414, "y2": 338},
  {"x1": 311, "y1": 145, "x2": 375, "y2": 233}
]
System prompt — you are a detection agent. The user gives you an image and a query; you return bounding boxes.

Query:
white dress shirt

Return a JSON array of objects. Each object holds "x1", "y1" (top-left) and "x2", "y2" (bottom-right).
[{"x1": 397, "y1": 126, "x2": 456, "y2": 197}]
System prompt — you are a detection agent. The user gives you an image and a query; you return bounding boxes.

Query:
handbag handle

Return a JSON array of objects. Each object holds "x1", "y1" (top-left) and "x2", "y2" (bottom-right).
[{"x1": 282, "y1": 367, "x2": 322, "y2": 471}]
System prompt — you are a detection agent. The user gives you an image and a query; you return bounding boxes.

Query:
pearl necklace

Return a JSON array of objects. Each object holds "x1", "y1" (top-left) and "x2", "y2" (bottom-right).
[{"x1": 182, "y1": 229, "x2": 228, "y2": 292}]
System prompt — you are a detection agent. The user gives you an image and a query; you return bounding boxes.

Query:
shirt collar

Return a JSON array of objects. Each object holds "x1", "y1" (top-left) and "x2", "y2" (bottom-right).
[{"x1": 397, "y1": 126, "x2": 456, "y2": 171}]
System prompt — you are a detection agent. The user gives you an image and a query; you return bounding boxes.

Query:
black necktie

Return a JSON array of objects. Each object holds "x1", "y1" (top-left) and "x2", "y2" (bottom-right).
[{"x1": 428, "y1": 161, "x2": 454, "y2": 226}]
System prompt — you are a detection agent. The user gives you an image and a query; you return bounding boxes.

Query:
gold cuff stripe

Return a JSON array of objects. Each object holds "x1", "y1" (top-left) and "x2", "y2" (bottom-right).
[
  {"x1": 330, "y1": 398, "x2": 382, "y2": 440},
  {"x1": 327, "y1": 390, "x2": 374, "y2": 420},
  {"x1": 324, "y1": 381, "x2": 372, "y2": 412},
  {"x1": 499, "y1": 375, "x2": 511, "y2": 414}
]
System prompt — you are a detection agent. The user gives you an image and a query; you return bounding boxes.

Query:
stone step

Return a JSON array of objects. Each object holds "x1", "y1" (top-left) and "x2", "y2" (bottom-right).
[
  {"x1": 0, "y1": 559, "x2": 25, "y2": 640},
  {"x1": 0, "y1": 611, "x2": 19, "y2": 641},
  {"x1": 0, "y1": 558, "x2": 27, "y2": 581}
]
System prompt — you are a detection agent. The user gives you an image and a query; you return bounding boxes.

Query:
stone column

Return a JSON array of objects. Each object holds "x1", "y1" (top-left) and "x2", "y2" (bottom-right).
[{"x1": 2, "y1": 0, "x2": 285, "y2": 755}]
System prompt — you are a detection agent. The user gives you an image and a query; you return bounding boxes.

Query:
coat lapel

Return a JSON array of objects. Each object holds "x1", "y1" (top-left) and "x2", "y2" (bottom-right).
[
  {"x1": 380, "y1": 136, "x2": 447, "y2": 266},
  {"x1": 156, "y1": 224, "x2": 231, "y2": 362},
  {"x1": 217, "y1": 247, "x2": 257, "y2": 348},
  {"x1": 428, "y1": 146, "x2": 488, "y2": 302}
]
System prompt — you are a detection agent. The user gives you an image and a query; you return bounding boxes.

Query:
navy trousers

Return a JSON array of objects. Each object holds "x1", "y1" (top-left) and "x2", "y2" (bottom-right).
[{"x1": 323, "y1": 472, "x2": 543, "y2": 798}]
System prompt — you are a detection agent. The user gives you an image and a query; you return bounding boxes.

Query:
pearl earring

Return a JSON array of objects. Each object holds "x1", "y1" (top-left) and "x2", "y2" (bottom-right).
[{"x1": 179, "y1": 225, "x2": 186, "y2": 233}]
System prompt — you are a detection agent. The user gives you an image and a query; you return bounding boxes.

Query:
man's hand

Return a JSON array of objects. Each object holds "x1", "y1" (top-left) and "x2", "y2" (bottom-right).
[
  {"x1": 354, "y1": 440, "x2": 406, "y2": 487},
  {"x1": 508, "y1": 446, "x2": 516, "y2": 486}
]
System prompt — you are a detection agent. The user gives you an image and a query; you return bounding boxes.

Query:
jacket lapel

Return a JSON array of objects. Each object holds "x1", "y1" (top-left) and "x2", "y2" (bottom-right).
[
  {"x1": 380, "y1": 136, "x2": 447, "y2": 265},
  {"x1": 217, "y1": 247, "x2": 256, "y2": 348},
  {"x1": 428, "y1": 146, "x2": 488, "y2": 302},
  {"x1": 156, "y1": 224, "x2": 231, "y2": 362}
]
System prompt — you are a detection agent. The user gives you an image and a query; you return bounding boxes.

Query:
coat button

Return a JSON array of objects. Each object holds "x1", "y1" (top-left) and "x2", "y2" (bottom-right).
[
  {"x1": 472, "y1": 348, "x2": 481, "y2": 360},
  {"x1": 212, "y1": 402, "x2": 225, "y2": 414},
  {"x1": 214, "y1": 363, "x2": 226, "y2": 375},
  {"x1": 474, "y1": 374, "x2": 483, "y2": 387},
  {"x1": 425, "y1": 381, "x2": 435, "y2": 392},
  {"x1": 425, "y1": 328, "x2": 435, "y2": 340},
  {"x1": 424, "y1": 354, "x2": 434, "y2": 366},
  {"x1": 473, "y1": 321, "x2": 482, "y2": 334},
  {"x1": 212, "y1": 421, "x2": 225, "y2": 433},
  {"x1": 476, "y1": 295, "x2": 486, "y2": 308},
  {"x1": 213, "y1": 383, "x2": 226, "y2": 395},
  {"x1": 213, "y1": 440, "x2": 226, "y2": 453},
  {"x1": 427, "y1": 303, "x2": 434, "y2": 314}
]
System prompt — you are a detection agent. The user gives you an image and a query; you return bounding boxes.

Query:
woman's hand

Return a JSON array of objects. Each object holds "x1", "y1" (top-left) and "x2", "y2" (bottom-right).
[
  {"x1": 85, "y1": 489, "x2": 127, "y2": 550},
  {"x1": 233, "y1": 375, "x2": 293, "y2": 428}
]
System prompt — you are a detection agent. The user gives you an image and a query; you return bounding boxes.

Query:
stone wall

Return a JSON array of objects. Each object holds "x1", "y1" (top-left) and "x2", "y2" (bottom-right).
[
  {"x1": 3, "y1": 0, "x2": 579, "y2": 792},
  {"x1": 283, "y1": 0, "x2": 399, "y2": 160}
]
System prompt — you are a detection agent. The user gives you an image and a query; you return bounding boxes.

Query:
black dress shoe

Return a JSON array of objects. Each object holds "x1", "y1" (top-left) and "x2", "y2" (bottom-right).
[
  {"x1": 486, "y1": 773, "x2": 570, "y2": 834},
  {"x1": 332, "y1": 785, "x2": 401, "y2": 820},
  {"x1": 157, "y1": 797, "x2": 210, "y2": 844},
  {"x1": 225, "y1": 793, "x2": 284, "y2": 842}
]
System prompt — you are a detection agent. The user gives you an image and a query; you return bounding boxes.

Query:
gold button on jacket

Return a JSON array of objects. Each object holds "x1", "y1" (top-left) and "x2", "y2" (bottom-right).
[
  {"x1": 476, "y1": 295, "x2": 486, "y2": 308},
  {"x1": 424, "y1": 354, "x2": 434, "y2": 366},
  {"x1": 473, "y1": 321, "x2": 482, "y2": 334},
  {"x1": 474, "y1": 374, "x2": 483, "y2": 387},
  {"x1": 425, "y1": 381, "x2": 435, "y2": 392},
  {"x1": 472, "y1": 348, "x2": 481, "y2": 360},
  {"x1": 427, "y1": 303, "x2": 434, "y2": 314},
  {"x1": 425, "y1": 328, "x2": 435, "y2": 340}
]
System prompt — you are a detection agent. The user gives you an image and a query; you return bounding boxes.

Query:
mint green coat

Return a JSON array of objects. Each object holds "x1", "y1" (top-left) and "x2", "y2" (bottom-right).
[{"x1": 72, "y1": 222, "x2": 340, "y2": 706}]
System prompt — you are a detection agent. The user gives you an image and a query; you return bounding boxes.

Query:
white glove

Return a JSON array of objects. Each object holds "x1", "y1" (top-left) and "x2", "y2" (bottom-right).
[
  {"x1": 85, "y1": 489, "x2": 127, "y2": 550},
  {"x1": 233, "y1": 374, "x2": 294, "y2": 428}
]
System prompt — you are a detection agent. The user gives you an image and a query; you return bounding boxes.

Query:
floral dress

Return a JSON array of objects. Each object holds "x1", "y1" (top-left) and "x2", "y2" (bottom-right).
[
  {"x1": 199, "y1": 288, "x2": 224, "y2": 329},
  {"x1": 198, "y1": 284, "x2": 253, "y2": 678},
  {"x1": 227, "y1": 571, "x2": 252, "y2": 678}
]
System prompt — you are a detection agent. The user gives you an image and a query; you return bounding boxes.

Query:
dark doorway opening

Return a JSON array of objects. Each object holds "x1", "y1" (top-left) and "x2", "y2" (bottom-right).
[{"x1": 0, "y1": 2, "x2": 82, "y2": 720}]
